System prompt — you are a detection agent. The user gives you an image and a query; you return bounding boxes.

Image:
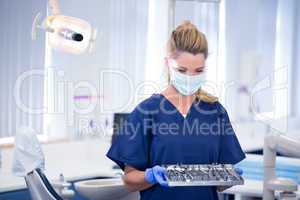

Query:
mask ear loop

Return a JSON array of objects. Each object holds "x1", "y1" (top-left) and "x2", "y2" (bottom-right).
[
  {"x1": 166, "y1": 58, "x2": 177, "y2": 86},
  {"x1": 167, "y1": 58, "x2": 179, "y2": 71}
]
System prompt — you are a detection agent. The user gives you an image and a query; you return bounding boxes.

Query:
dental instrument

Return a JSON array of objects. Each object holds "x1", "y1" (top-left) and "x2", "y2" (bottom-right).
[{"x1": 165, "y1": 164, "x2": 244, "y2": 187}]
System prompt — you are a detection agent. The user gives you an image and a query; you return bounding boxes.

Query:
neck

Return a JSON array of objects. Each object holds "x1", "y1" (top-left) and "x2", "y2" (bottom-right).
[{"x1": 164, "y1": 85, "x2": 195, "y2": 103}]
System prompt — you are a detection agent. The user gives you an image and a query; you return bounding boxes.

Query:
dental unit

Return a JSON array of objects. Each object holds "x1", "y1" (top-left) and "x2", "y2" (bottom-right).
[{"x1": 263, "y1": 133, "x2": 300, "y2": 200}]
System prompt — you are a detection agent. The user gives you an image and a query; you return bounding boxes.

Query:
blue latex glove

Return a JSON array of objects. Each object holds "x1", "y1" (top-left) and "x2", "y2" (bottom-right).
[
  {"x1": 234, "y1": 167, "x2": 243, "y2": 176},
  {"x1": 145, "y1": 165, "x2": 169, "y2": 187}
]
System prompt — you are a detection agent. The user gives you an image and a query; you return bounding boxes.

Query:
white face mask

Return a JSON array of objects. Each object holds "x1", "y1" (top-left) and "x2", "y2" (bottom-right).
[{"x1": 168, "y1": 59, "x2": 206, "y2": 96}]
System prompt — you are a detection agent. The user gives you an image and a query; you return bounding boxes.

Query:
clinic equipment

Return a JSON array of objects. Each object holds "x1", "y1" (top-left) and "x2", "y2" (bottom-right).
[
  {"x1": 32, "y1": 0, "x2": 97, "y2": 54},
  {"x1": 12, "y1": 127, "x2": 74, "y2": 200},
  {"x1": 111, "y1": 113, "x2": 130, "y2": 144},
  {"x1": 236, "y1": 154, "x2": 300, "y2": 184},
  {"x1": 75, "y1": 178, "x2": 140, "y2": 200},
  {"x1": 263, "y1": 134, "x2": 300, "y2": 200},
  {"x1": 12, "y1": 127, "x2": 45, "y2": 176},
  {"x1": 26, "y1": 169, "x2": 74, "y2": 200},
  {"x1": 165, "y1": 164, "x2": 244, "y2": 187}
]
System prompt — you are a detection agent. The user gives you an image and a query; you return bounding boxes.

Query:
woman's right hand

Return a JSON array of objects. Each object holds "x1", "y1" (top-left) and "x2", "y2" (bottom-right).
[
  {"x1": 145, "y1": 165, "x2": 169, "y2": 187},
  {"x1": 122, "y1": 165, "x2": 169, "y2": 192}
]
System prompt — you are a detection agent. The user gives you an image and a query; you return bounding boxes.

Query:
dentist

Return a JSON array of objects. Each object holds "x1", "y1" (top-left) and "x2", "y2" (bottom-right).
[{"x1": 107, "y1": 21, "x2": 245, "y2": 200}]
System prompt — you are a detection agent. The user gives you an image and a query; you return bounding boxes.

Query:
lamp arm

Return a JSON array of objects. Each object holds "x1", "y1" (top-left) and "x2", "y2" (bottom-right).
[
  {"x1": 266, "y1": 134, "x2": 300, "y2": 158},
  {"x1": 48, "y1": 0, "x2": 61, "y2": 15}
]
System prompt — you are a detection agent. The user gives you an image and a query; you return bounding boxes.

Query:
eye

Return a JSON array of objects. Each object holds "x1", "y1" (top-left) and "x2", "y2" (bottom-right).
[
  {"x1": 177, "y1": 68, "x2": 186, "y2": 73},
  {"x1": 196, "y1": 68, "x2": 205, "y2": 73}
]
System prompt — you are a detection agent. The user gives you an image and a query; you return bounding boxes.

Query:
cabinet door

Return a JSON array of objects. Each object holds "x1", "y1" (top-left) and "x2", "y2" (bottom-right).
[{"x1": 0, "y1": 189, "x2": 31, "y2": 200}]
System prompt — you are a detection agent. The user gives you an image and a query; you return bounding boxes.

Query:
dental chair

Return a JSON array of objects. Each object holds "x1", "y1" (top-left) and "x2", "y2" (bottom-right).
[
  {"x1": 12, "y1": 127, "x2": 74, "y2": 200},
  {"x1": 25, "y1": 168, "x2": 64, "y2": 200}
]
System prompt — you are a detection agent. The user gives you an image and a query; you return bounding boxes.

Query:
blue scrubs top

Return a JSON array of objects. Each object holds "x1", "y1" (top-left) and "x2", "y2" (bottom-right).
[{"x1": 107, "y1": 93, "x2": 245, "y2": 200}]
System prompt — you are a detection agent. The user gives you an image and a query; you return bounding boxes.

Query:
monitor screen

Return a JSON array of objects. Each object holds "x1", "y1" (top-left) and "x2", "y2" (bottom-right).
[{"x1": 111, "y1": 113, "x2": 129, "y2": 144}]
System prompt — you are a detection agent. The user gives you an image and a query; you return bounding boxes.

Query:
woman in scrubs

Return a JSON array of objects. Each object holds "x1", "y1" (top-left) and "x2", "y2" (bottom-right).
[{"x1": 107, "y1": 21, "x2": 245, "y2": 200}]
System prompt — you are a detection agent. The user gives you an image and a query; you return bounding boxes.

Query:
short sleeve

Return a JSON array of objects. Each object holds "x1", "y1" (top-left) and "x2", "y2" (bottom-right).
[
  {"x1": 106, "y1": 102, "x2": 152, "y2": 171},
  {"x1": 217, "y1": 102, "x2": 246, "y2": 164}
]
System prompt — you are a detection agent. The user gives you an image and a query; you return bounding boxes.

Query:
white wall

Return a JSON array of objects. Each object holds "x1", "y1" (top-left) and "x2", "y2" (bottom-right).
[
  {"x1": 223, "y1": 0, "x2": 300, "y2": 135},
  {"x1": 224, "y1": 0, "x2": 277, "y2": 120},
  {"x1": 274, "y1": 0, "x2": 298, "y2": 119},
  {"x1": 292, "y1": 0, "x2": 300, "y2": 117},
  {"x1": 145, "y1": 0, "x2": 171, "y2": 89}
]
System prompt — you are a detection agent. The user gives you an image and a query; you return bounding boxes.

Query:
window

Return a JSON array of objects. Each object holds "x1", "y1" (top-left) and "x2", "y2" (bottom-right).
[{"x1": 0, "y1": 0, "x2": 46, "y2": 141}]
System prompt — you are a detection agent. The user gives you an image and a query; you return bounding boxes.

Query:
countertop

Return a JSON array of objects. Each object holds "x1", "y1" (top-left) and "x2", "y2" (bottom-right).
[{"x1": 0, "y1": 138, "x2": 116, "y2": 193}]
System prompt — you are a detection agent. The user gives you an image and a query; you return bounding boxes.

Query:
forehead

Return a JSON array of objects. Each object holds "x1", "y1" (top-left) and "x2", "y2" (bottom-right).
[{"x1": 175, "y1": 52, "x2": 205, "y2": 68}]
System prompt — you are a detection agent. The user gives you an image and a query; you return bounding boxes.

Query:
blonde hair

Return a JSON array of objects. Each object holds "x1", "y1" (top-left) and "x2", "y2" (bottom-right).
[{"x1": 167, "y1": 21, "x2": 218, "y2": 103}]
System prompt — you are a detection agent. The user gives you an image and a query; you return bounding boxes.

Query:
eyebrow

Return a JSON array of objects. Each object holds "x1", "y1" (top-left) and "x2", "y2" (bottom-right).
[{"x1": 177, "y1": 65, "x2": 205, "y2": 70}]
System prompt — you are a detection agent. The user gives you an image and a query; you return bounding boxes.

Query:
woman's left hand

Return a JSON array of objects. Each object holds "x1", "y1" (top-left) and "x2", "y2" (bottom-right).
[{"x1": 234, "y1": 167, "x2": 243, "y2": 176}]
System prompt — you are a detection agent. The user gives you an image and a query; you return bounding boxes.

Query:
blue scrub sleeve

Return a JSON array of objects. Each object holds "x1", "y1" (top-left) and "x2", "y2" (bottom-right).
[
  {"x1": 217, "y1": 103, "x2": 246, "y2": 164},
  {"x1": 106, "y1": 103, "x2": 152, "y2": 171}
]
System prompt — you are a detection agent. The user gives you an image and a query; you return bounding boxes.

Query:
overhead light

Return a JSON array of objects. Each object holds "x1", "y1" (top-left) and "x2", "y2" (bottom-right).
[{"x1": 32, "y1": 0, "x2": 97, "y2": 54}]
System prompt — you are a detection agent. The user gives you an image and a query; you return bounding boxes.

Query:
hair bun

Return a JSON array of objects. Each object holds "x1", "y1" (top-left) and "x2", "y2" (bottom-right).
[
  {"x1": 168, "y1": 20, "x2": 208, "y2": 58},
  {"x1": 181, "y1": 20, "x2": 192, "y2": 25},
  {"x1": 177, "y1": 20, "x2": 197, "y2": 30}
]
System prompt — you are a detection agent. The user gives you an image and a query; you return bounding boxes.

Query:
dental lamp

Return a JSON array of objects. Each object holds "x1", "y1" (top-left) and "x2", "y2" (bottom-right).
[
  {"x1": 32, "y1": 0, "x2": 97, "y2": 54},
  {"x1": 263, "y1": 133, "x2": 300, "y2": 200}
]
